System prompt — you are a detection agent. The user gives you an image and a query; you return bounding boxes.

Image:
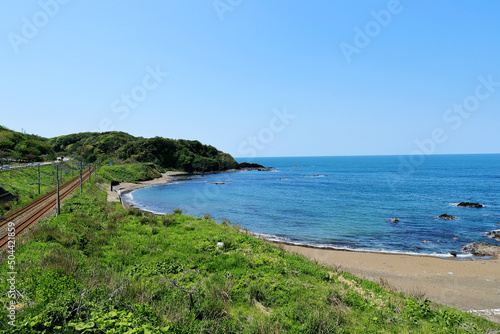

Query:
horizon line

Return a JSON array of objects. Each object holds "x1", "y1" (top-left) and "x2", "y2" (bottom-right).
[{"x1": 234, "y1": 152, "x2": 500, "y2": 159}]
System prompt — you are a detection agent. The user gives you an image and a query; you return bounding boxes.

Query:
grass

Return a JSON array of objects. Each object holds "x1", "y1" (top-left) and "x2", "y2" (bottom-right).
[
  {"x1": 98, "y1": 163, "x2": 163, "y2": 183},
  {"x1": 0, "y1": 162, "x2": 81, "y2": 217},
  {"x1": 0, "y1": 177, "x2": 498, "y2": 333}
]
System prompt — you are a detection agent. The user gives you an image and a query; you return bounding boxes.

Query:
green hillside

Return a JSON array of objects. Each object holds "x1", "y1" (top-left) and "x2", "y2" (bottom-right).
[
  {"x1": 98, "y1": 163, "x2": 163, "y2": 183},
  {"x1": 0, "y1": 125, "x2": 238, "y2": 173},
  {"x1": 0, "y1": 125, "x2": 55, "y2": 163},
  {"x1": 49, "y1": 131, "x2": 238, "y2": 173}
]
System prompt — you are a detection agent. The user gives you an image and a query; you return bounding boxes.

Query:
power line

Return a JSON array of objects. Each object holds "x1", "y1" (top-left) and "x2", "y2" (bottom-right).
[{"x1": 0, "y1": 161, "x2": 87, "y2": 200}]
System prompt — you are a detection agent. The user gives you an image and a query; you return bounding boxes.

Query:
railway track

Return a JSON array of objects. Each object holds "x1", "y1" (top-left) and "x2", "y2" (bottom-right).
[
  {"x1": 0, "y1": 167, "x2": 94, "y2": 250},
  {"x1": 0, "y1": 170, "x2": 87, "y2": 225}
]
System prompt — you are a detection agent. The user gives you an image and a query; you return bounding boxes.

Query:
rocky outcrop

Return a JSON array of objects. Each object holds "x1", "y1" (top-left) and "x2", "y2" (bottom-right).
[
  {"x1": 457, "y1": 202, "x2": 484, "y2": 208},
  {"x1": 484, "y1": 230, "x2": 500, "y2": 242},
  {"x1": 238, "y1": 162, "x2": 274, "y2": 171},
  {"x1": 462, "y1": 242, "x2": 500, "y2": 257},
  {"x1": 238, "y1": 162, "x2": 265, "y2": 169},
  {"x1": 439, "y1": 213, "x2": 458, "y2": 220}
]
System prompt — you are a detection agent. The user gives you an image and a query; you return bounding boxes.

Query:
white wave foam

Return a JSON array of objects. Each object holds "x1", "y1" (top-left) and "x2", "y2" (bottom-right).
[
  {"x1": 253, "y1": 233, "x2": 475, "y2": 259},
  {"x1": 123, "y1": 192, "x2": 134, "y2": 201},
  {"x1": 140, "y1": 207, "x2": 169, "y2": 215},
  {"x1": 468, "y1": 308, "x2": 500, "y2": 316}
]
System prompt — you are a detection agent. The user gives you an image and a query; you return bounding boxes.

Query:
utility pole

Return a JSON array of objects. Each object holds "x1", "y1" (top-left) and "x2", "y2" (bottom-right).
[
  {"x1": 37, "y1": 164, "x2": 40, "y2": 195},
  {"x1": 56, "y1": 164, "x2": 60, "y2": 216},
  {"x1": 80, "y1": 162, "x2": 83, "y2": 193}
]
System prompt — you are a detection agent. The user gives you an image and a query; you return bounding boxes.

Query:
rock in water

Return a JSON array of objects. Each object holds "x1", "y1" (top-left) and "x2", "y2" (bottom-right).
[
  {"x1": 390, "y1": 218, "x2": 399, "y2": 223},
  {"x1": 457, "y1": 202, "x2": 484, "y2": 208},
  {"x1": 462, "y1": 242, "x2": 500, "y2": 256},
  {"x1": 439, "y1": 213, "x2": 458, "y2": 220},
  {"x1": 484, "y1": 230, "x2": 500, "y2": 242},
  {"x1": 238, "y1": 162, "x2": 265, "y2": 169}
]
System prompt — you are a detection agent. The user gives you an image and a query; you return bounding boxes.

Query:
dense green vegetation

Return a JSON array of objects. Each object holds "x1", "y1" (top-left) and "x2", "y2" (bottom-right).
[
  {"x1": 49, "y1": 131, "x2": 238, "y2": 173},
  {"x1": 0, "y1": 125, "x2": 239, "y2": 173},
  {"x1": 0, "y1": 125, "x2": 55, "y2": 163},
  {"x1": 0, "y1": 178, "x2": 498, "y2": 333},
  {"x1": 0, "y1": 162, "x2": 79, "y2": 217},
  {"x1": 98, "y1": 163, "x2": 163, "y2": 183}
]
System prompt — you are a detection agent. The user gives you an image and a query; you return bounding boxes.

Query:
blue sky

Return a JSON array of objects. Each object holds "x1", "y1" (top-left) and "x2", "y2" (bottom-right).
[{"x1": 1, "y1": 1, "x2": 499, "y2": 157}]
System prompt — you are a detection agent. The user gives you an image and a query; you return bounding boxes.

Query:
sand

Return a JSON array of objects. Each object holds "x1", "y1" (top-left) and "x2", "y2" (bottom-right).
[
  {"x1": 106, "y1": 171, "x2": 187, "y2": 203},
  {"x1": 277, "y1": 243, "x2": 500, "y2": 322}
]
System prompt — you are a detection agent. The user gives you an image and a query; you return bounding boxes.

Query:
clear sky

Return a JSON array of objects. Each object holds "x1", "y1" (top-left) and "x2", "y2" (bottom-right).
[{"x1": 1, "y1": 1, "x2": 499, "y2": 157}]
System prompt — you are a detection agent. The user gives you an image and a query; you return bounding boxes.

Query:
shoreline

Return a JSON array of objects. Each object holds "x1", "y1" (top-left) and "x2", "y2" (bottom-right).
[
  {"x1": 269, "y1": 239, "x2": 490, "y2": 260},
  {"x1": 106, "y1": 171, "x2": 188, "y2": 204},
  {"x1": 106, "y1": 171, "x2": 500, "y2": 322},
  {"x1": 110, "y1": 168, "x2": 243, "y2": 206}
]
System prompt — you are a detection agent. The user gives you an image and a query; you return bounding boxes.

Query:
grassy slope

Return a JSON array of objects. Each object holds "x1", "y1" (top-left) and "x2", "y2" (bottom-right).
[
  {"x1": 0, "y1": 178, "x2": 498, "y2": 333},
  {"x1": 0, "y1": 163, "x2": 80, "y2": 217},
  {"x1": 98, "y1": 163, "x2": 163, "y2": 183}
]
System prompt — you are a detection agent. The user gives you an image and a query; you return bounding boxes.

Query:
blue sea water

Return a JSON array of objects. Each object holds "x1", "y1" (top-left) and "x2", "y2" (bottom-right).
[{"x1": 125, "y1": 155, "x2": 500, "y2": 257}]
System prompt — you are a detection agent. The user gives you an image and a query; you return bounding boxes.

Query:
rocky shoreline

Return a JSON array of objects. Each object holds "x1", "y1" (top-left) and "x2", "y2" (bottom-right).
[
  {"x1": 485, "y1": 229, "x2": 500, "y2": 242},
  {"x1": 462, "y1": 242, "x2": 500, "y2": 257}
]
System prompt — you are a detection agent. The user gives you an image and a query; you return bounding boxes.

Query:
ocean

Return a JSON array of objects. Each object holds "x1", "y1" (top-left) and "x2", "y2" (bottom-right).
[{"x1": 124, "y1": 155, "x2": 500, "y2": 257}]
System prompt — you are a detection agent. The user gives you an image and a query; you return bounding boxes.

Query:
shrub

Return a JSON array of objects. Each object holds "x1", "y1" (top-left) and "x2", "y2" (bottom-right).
[{"x1": 161, "y1": 214, "x2": 175, "y2": 227}]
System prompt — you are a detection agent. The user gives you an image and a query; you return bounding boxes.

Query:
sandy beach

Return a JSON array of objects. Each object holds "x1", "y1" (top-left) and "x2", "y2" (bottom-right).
[
  {"x1": 277, "y1": 243, "x2": 500, "y2": 322},
  {"x1": 106, "y1": 171, "x2": 187, "y2": 203}
]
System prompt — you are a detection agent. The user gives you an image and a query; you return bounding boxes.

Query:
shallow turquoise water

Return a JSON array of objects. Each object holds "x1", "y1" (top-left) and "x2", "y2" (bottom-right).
[{"x1": 126, "y1": 155, "x2": 500, "y2": 257}]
